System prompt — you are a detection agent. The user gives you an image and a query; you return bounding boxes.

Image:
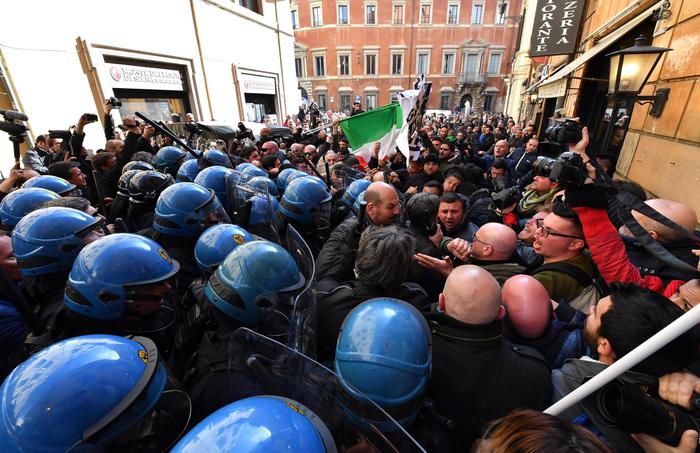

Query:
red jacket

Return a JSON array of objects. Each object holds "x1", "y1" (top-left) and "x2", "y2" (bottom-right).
[{"x1": 573, "y1": 206, "x2": 684, "y2": 298}]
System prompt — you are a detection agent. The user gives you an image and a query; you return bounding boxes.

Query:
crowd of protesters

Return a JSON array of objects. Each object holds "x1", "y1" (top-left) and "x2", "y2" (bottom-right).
[{"x1": 0, "y1": 97, "x2": 698, "y2": 452}]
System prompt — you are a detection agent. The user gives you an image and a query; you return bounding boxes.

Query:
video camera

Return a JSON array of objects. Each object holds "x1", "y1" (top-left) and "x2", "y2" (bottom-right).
[
  {"x1": 48, "y1": 130, "x2": 72, "y2": 141},
  {"x1": 545, "y1": 119, "x2": 583, "y2": 144},
  {"x1": 597, "y1": 380, "x2": 700, "y2": 447},
  {"x1": 533, "y1": 151, "x2": 588, "y2": 187}
]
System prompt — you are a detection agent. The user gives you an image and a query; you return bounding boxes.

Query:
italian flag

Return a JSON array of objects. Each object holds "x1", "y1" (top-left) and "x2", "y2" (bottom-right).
[{"x1": 339, "y1": 101, "x2": 413, "y2": 168}]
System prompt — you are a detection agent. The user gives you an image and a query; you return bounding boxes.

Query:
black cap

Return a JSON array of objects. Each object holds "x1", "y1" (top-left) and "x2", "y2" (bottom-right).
[{"x1": 424, "y1": 154, "x2": 439, "y2": 164}]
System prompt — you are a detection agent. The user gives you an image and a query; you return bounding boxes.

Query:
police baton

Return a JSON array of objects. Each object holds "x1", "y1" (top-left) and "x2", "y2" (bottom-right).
[
  {"x1": 91, "y1": 169, "x2": 110, "y2": 218},
  {"x1": 134, "y1": 112, "x2": 202, "y2": 159},
  {"x1": 301, "y1": 155, "x2": 332, "y2": 191},
  {"x1": 355, "y1": 199, "x2": 367, "y2": 236},
  {"x1": 115, "y1": 217, "x2": 129, "y2": 233}
]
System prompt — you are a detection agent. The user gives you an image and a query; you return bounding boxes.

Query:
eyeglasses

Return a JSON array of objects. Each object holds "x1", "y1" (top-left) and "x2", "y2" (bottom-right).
[
  {"x1": 472, "y1": 235, "x2": 491, "y2": 247},
  {"x1": 536, "y1": 219, "x2": 583, "y2": 240}
]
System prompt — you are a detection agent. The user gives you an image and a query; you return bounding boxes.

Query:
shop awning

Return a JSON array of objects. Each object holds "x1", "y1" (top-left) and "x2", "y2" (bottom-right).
[
  {"x1": 527, "y1": 0, "x2": 664, "y2": 98},
  {"x1": 484, "y1": 86, "x2": 500, "y2": 93}
]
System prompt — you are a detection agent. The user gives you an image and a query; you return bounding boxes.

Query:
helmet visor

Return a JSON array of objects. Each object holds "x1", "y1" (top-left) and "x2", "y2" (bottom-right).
[
  {"x1": 194, "y1": 190, "x2": 231, "y2": 229},
  {"x1": 311, "y1": 199, "x2": 331, "y2": 231},
  {"x1": 74, "y1": 217, "x2": 111, "y2": 244}
]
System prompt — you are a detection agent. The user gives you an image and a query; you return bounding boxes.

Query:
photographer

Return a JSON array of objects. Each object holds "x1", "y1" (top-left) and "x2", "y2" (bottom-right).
[{"x1": 552, "y1": 283, "x2": 700, "y2": 451}]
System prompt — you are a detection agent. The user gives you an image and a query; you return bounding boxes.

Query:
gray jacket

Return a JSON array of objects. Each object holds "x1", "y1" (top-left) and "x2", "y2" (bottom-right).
[{"x1": 22, "y1": 147, "x2": 48, "y2": 173}]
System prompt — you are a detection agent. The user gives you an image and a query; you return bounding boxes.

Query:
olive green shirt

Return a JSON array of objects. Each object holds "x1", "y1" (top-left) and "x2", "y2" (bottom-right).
[{"x1": 533, "y1": 254, "x2": 596, "y2": 302}]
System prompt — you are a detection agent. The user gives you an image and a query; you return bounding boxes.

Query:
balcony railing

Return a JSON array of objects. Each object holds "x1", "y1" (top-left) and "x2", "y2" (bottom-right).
[{"x1": 459, "y1": 72, "x2": 486, "y2": 84}]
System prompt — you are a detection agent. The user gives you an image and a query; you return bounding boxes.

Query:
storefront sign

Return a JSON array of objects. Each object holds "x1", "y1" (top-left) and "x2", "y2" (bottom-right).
[
  {"x1": 241, "y1": 74, "x2": 276, "y2": 95},
  {"x1": 529, "y1": 0, "x2": 584, "y2": 57},
  {"x1": 107, "y1": 63, "x2": 184, "y2": 91},
  {"x1": 538, "y1": 78, "x2": 568, "y2": 98}
]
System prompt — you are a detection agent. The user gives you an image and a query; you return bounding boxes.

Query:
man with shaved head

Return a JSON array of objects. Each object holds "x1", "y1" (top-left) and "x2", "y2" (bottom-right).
[
  {"x1": 502, "y1": 275, "x2": 589, "y2": 368},
  {"x1": 469, "y1": 138, "x2": 516, "y2": 186},
  {"x1": 619, "y1": 198, "x2": 699, "y2": 283},
  {"x1": 426, "y1": 265, "x2": 551, "y2": 451},
  {"x1": 316, "y1": 181, "x2": 402, "y2": 282}
]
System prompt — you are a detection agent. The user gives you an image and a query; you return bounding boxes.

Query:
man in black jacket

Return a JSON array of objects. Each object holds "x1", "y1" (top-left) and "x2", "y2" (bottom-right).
[
  {"x1": 426, "y1": 265, "x2": 551, "y2": 452},
  {"x1": 316, "y1": 225, "x2": 429, "y2": 361},
  {"x1": 406, "y1": 192, "x2": 444, "y2": 303},
  {"x1": 315, "y1": 181, "x2": 400, "y2": 282}
]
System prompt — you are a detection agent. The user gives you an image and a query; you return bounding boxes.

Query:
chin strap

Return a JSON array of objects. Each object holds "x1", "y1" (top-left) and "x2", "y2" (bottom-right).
[{"x1": 615, "y1": 191, "x2": 700, "y2": 278}]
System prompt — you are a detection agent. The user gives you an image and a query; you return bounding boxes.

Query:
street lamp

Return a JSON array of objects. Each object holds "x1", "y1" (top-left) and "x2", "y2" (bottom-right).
[{"x1": 606, "y1": 35, "x2": 671, "y2": 117}]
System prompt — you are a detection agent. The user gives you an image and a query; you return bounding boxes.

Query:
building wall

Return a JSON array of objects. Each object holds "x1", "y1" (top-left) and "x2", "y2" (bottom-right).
[
  {"x1": 292, "y1": 0, "x2": 522, "y2": 113},
  {"x1": 568, "y1": 0, "x2": 700, "y2": 215},
  {"x1": 0, "y1": 0, "x2": 296, "y2": 173}
]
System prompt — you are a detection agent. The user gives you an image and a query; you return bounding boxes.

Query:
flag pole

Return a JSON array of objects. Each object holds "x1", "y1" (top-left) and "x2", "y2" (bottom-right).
[{"x1": 546, "y1": 303, "x2": 700, "y2": 416}]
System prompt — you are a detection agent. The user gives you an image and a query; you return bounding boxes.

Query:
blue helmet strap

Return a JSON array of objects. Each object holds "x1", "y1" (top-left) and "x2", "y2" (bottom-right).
[{"x1": 82, "y1": 336, "x2": 159, "y2": 442}]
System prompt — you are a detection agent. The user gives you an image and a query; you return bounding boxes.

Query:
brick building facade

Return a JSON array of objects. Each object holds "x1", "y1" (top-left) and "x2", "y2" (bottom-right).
[{"x1": 291, "y1": 0, "x2": 522, "y2": 114}]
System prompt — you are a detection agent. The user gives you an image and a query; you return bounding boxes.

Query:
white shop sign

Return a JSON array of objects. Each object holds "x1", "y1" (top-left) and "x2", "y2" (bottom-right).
[{"x1": 107, "y1": 63, "x2": 184, "y2": 91}]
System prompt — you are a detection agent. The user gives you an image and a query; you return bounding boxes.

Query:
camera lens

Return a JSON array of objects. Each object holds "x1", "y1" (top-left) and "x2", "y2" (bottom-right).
[{"x1": 533, "y1": 157, "x2": 555, "y2": 177}]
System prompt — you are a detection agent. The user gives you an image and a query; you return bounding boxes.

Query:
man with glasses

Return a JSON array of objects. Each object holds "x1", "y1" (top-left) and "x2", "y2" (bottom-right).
[{"x1": 531, "y1": 202, "x2": 596, "y2": 303}]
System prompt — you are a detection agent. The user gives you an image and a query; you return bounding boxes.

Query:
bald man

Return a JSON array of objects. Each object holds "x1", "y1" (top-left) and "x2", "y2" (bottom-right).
[
  {"x1": 620, "y1": 198, "x2": 699, "y2": 283},
  {"x1": 316, "y1": 181, "x2": 402, "y2": 282},
  {"x1": 502, "y1": 275, "x2": 589, "y2": 368},
  {"x1": 464, "y1": 222, "x2": 525, "y2": 285},
  {"x1": 427, "y1": 265, "x2": 552, "y2": 451}
]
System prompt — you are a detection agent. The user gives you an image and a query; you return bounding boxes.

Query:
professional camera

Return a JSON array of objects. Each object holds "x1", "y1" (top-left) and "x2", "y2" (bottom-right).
[
  {"x1": 48, "y1": 130, "x2": 72, "y2": 141},
  {"x1": 545, "y1": 119, "x2": 583, "y2": 144},
  {"x1": 107, "y1": 96, "x2": 122, "y2": 108},
  {"x1": 532, "y1": 151, "x2": 587, "y2": 186},
  {"x1": 492, "y1": 185, "x2": 522, "y2": 211},
  {"x1": 183, "y1": 121, "x2": 203, "y2": 134},
  {"x1": 597, "y1": 380, "x2": 700, "y2": 447}
]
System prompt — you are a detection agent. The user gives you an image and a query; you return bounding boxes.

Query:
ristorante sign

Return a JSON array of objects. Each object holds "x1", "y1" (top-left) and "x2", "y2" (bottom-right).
[{"x1": 529, "y1": 0, "x2": 585, "y2": 57}]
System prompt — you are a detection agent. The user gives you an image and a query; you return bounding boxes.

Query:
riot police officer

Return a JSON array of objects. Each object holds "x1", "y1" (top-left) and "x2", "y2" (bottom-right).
[
  {"x1": 1, "y1": 334, "x2": 189, "y2": 451},
  {"x1": 276, "y1": 176, "x2": 332, "y2": 258},
  {"x1": 13, "y1": 207, "x2": 108, "y2": 328},
  {"x1": 174, "y1": 240, "x2": 305, "y2": 422},
  {"x1": 139, "y1": 182, "x2": 229, "y2": 297}
]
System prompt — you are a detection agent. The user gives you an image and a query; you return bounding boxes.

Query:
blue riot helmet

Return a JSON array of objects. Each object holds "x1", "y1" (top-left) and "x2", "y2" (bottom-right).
[
  {"x1": 13, "y1": 207, "x2": 109, "y2": 277},
  {"x1": 194, "y1": 165, "x2": 236, "y2": 207},
  {"x1": 279, "y1": 176, "x2": 332, "y2": 228},
  {"x1": 236, "y1": 162, "x2": 254, "y2": 172},
  {"x1": 0, "y1": 187, "x2": 60, "y2": 230},
  {"x1": 0, "y1": 335, "x2": 171, "y2": 452},
  {"x1": 171, "y1": 396, "x2": 336, "y2": 453},
  {"x1": 128, "y1": 170, "x2": 174, "y2": 205},
  {"x1": 204, "y1": 240, "x2": 304, "y2": 325},
  {"x1": 22, "y1": 174, "x2": 79, "y2": 196},
  {"x1": 122, "y1": 160, "x2": 155, "y2": 173},
  {"x1": 350, "y1": 190, "x2": 367, "y2": 217},
  {"x1": 249, "y1": 194, "x2": 280, "y2": 227},
  {"x1": 184, "y1": 151, "x2": 198, "y2": 161},
  {"x1": 335, "y1": 298, "x2": 431, "y2": 431},
  {"x1": 275, "y1": 168, "x2": 305, "y2": 193},
  {"x1": 200, "y1": 148, "x2": 232, "y2": 169},
  {"x1": 248, "y1": 175, "x2": 279, "y2": 197},
  {"x1": 241, "y1": 165, "x2": 268, "y2": 178},
  {"x1": 153, "y1": 182, "x2": 230, "y2": 238},
  {"x1": 194, "y1": 224, "x2": 254, "y2": 275},
  {"x1": 154, "y1": 146, "x2": 187, "y2": 174},
  {"x1": 342, "y1": 179, "x2": 371, "y2": 207},
  {"x1": 176, "y1": 158, "x2": 200, "y2": 183},
  {"x1": 64, "y1": 233, "x2": 180, "y2": 320}
]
